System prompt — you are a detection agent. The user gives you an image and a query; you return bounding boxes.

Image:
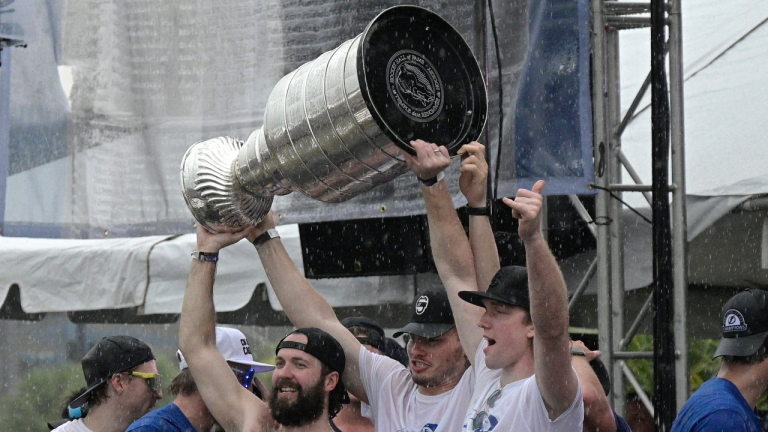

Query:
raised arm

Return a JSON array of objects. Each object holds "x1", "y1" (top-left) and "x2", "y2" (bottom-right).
[
  {"x1": 406, "y1": 139, "x2": 484, "y2": 362},
  {"x1": 247, "y1": 214, "x2": 367, "y2": 403},
  {"x1": 179, "y1": 225, "x2": 272, "y2": 432},
  {"x1": 502, "y1": 181, "x2": 579, "y2": 418},
  {"x1": 457, "y1": 142, "x2": 500, "y2": 292}
]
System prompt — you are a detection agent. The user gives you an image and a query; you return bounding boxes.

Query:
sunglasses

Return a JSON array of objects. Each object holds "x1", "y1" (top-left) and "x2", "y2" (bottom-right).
[
  {"x1": 472, "y1": 388, "x2": 502, "y2": 431},
  {"x1": 122, "y1": 371, "x2": 162, "y2": 394},
  {"x1": 230, "y1": 365, "x2": 256, "y2": 389}
]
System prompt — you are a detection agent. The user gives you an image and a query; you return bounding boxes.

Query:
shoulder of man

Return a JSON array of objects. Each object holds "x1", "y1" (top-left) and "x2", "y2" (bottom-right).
[
  {"x1": 692, "y1": 408, "x2": 762, "y2": 432},
  {"x1": 127, "y1": 404, "x2": 187, "y2": 432}
]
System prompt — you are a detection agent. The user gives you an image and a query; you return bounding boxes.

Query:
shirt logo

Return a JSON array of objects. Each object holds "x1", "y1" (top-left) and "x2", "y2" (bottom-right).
[
  {"x1": 386, "y1": 50, "x2": 444, "y2": 123},
  {"x1": 415, "y1": 295, "x2": 429, "y2": 315},
  {"x1": 472, "y1": 414, "x2": 498, "y2": 432},
  {"x1": 723, "y1": 309, "x2": 748, "y2": 332},
  {"x1": 396, "y1": 424, "x2": 437, "y2": 432}
]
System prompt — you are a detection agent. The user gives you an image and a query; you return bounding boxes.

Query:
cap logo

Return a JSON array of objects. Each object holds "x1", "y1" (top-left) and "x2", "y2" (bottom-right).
[
  {"x1": 240, "y1": 338, "x2": 252, "y2": 355},
  {"x1": 723, "y1": 309, "x2": 748, "y2": 332},
  {"x1": 415, "y1": 295, "x2": 429, "y2": 315}
]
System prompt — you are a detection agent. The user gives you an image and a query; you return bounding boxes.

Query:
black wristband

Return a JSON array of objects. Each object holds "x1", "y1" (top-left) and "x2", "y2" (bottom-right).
[
  {"x1": 252, "y1": 229, "x2": 280, "y2": 250},
  {"x1": 465, "y1": 203, "x2": 490, "y2": 216},
  {"x1": 417, "y1": 171, "x2": 445, "y2": 187}
]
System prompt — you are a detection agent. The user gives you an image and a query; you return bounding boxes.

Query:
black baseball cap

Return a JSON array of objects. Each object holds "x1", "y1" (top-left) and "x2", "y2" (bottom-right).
[
  {"x1": 69, "y1": 336, "x2": 155, "y2": 409},
  {"x1": 276, "y1": 328, "x2": 350, "y2": 404},
  {"x1": 393, "y1": 289, "x2": 455, "y2": 338},
  {"x1": 713, "y1": 289, "x2": 768, "y2": 358},
  {"x1": 458, "y1": 266, "x2": 530, "y2": 310},
  {"x1": 340, "y1": 316, "x2": 386, "y2": 352}
]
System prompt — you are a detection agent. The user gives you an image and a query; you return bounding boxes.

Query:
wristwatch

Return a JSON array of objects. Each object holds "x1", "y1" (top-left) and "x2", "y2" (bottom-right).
[
  {"x1": 253, "y1": 228, "x2": 280, "y2": 250},
  {"x1": 417, "y1": 171, "x2": 445, "y2": 187},
  {"x1": 191, "y1": 251, "x2": 219, "y2": 262}
]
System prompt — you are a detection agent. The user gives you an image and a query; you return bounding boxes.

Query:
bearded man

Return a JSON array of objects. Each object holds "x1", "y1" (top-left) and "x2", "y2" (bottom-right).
[{"x1": 179, "y1": 225, "x2": 348, "y2": 432}]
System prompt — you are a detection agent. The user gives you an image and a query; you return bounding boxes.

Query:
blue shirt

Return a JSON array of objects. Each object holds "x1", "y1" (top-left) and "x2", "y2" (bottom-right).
[
  {"x1": 127, "y1": 403, "x2": 197, "y2": 432},
  {"x1": 615, "y1": 411, "x2": 632, "y2": 432},
  {"x1": 671, "y1": 377, "x2": 762, "y2": 432}
]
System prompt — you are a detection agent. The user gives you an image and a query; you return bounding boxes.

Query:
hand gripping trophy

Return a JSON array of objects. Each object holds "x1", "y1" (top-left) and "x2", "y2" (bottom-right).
[{"x1": 181, "y1": 6, "x2": 487, "y2": 231}]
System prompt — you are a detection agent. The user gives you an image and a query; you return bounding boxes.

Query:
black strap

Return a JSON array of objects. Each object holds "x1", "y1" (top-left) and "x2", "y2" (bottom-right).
[
  {"x1": 465, "y1": 204, "x2": 490, "y2": 216},
  {"x1": 276, "y1": 340, "x2": 307, "y2": 353}
]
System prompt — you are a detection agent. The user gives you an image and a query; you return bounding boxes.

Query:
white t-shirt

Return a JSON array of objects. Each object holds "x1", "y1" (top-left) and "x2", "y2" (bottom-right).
[
  {"x1": 462, "y1": 340, "x2": 584, "y2": 432},
  {"x1": 358, "y1": 345, "x2": 475, "y2": 432},
  {"x1": 51, "y1": 419, "x2": 94, "y2": 432}
]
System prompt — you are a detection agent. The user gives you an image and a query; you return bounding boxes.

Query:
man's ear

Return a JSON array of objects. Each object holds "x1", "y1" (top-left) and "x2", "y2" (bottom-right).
[
  {"x1": 110, "y1": 373, "x2": 127, "y2": 395},
  {"x1": 527, "y1": 324, "x2": 535, "y2": 340},
  {"x1": 324, "y1": 371, "x2": 340, "y2": 393}
]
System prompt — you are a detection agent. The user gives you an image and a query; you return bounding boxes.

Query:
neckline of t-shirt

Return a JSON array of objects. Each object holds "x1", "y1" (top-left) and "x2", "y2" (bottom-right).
[
  {"x1": 414, "y1": 386, "x2": 456, "y2": 404},
  {"x1": 499, "y1": 374, "x2": 531, "y2": 396}
]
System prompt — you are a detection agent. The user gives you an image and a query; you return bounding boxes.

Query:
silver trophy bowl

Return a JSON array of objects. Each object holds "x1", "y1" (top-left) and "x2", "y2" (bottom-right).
[{"x1": 181, "y1": 6, "x2": 487, "y2": 232}]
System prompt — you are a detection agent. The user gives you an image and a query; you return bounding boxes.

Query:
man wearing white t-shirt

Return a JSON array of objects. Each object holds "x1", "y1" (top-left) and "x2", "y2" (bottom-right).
[
  {"x1": 406, "y1": 139, "x2": 583, "y2": 432},
  {"x1": 248, "y1": 211, "x2": 475, "y2": 432}
]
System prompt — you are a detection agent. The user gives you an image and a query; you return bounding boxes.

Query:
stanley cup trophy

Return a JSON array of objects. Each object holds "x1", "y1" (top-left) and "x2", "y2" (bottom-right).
[{"x1": 181, "y1": 6, "x2": 487, "y2": 232}]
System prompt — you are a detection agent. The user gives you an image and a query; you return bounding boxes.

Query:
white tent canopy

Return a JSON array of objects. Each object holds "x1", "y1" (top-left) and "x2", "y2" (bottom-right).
[
  {"x1": 0, "y1": 225, "x2": 414, "y2": 314},
  {"x1": 620, "y1": 0, "x2": 768, "y2": 215}
]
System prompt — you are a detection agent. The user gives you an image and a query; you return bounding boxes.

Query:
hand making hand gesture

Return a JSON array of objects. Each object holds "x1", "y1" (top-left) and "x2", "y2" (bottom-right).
[{"x1": 502, "y1": 180, "x2": 546, "y2": 243}]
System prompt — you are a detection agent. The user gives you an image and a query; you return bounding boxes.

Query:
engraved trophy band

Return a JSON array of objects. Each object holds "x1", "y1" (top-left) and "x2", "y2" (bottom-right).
[{"x1": 181, "y1": 5, "x2": 488, "y2": 232}]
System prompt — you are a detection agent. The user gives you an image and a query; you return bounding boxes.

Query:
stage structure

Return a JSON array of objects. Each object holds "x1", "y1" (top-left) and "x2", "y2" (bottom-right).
[{"x1": 564, "y1": 0, "x2": 688, "y2": 426}]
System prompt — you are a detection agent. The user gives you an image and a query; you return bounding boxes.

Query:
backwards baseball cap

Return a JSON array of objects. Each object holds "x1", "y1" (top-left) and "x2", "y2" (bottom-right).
[
  {"x1": 276, "y1": 327, "x2": 350, "y2": 404},
  {"x1": 177, "y1": 327, "x2": 275, "y2": 373},
  {"x1": 713, "y1": 289, "x2": 768, "y2": 358},
  {"x1": 458, "y1": 266, "x2": 530, "y2": 310},
  {"x1": 69, "y1": 336, "x2": 155, "y2": 409},
  {"x1": 393, "y1": 289, "x2": 455, "y2": 338},
  {"x1": 340, "y1": 316, "x2": 386, "y2": 352}
]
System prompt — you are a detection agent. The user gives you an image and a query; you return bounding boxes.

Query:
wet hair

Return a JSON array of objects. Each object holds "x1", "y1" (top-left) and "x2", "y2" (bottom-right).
[
  {"x1": 85, "y1": 382, "x2": 110, "y2": 407},
  {"x1": 721, "y1": 338, "x2": 768, "y2": 366},
  {"x1": 168, "y1": 368, "x2": 198, "y2": 397},
  {"x1": 322, "y1": 363, "x2": 344, "y2": 419}
]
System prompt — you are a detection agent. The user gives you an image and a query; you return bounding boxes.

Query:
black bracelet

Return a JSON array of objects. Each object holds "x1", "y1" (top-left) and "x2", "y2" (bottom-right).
[
  {"x1": 252, "y1": 229, "x2": 280, "y2": 250},
  {"x1": 417, "y1": 171, "x2": 445, "y2": 187},
  {"x1": 465, "y1": 203, "x2": 490, "y2": 216}
]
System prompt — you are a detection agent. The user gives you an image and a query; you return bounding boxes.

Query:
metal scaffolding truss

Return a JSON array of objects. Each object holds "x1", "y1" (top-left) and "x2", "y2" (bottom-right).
[{"x1": 568, "y1": 0, "x2": 689, "y2": 419}]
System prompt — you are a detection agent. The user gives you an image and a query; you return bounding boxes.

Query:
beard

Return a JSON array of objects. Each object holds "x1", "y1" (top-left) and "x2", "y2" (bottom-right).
[{"x1": 268, "y1": 377, "x2": 327, "y2": 427}]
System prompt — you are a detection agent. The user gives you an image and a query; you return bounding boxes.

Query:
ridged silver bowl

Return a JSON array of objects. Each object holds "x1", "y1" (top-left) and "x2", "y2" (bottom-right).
[{"x1": 180, "y1": 137, "x2": 273, "y2": 232}]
